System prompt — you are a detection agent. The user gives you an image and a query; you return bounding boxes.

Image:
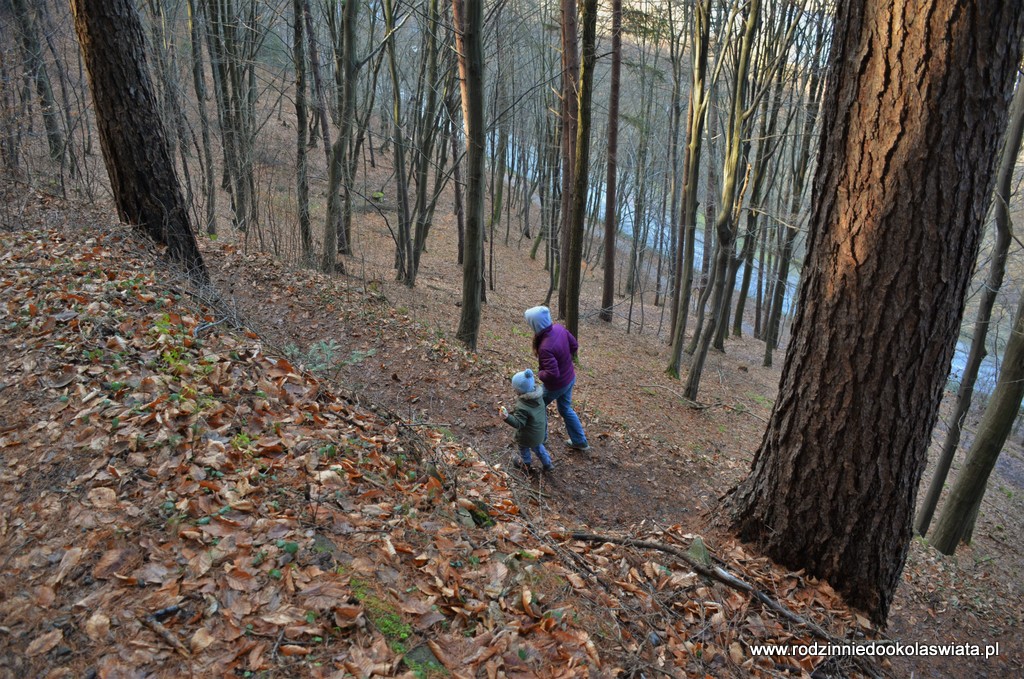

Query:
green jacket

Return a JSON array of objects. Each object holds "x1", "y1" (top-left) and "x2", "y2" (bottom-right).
[{"x1": 503, "y1": 387, "x2": 547, "y2": 447}]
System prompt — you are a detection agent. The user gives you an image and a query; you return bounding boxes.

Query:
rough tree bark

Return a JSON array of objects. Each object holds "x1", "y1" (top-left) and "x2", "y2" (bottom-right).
[
  {"x1": 729, "y1": 0, "x2": 1024, "y2": 623},
  {"x1": 71, "y1": 0, "x2": 208, "y2": 283},
  {"x1": 292, "y1": 0, "x2": 312, "y2": 265}
]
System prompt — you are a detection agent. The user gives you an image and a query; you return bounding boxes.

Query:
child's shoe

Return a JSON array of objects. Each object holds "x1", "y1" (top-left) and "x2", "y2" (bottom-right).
[{"x1": 512, "y1": 459, "x2": 533, "y2": 473}]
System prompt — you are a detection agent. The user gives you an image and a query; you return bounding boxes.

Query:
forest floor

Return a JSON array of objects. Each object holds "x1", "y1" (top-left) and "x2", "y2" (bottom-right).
[{"x1": 1, "y1": 185, "x2": 1022, "y2": 678}]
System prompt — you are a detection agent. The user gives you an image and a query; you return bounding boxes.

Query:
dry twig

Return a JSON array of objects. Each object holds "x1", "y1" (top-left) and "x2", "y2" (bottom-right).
[{"x1": 571, "y1": 532, "x2": 884, "y2": 678}]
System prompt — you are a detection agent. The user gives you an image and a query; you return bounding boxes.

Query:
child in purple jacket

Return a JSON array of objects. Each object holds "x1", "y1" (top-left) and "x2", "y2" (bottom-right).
[{"x1": 524, "y1": 306, "x2": 589, "y2": 451}]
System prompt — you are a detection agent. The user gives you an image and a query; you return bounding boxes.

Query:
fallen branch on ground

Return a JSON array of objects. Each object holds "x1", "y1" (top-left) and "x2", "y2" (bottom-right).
[
  {"x1": 637, "y1": 386, "x2": 770, "y2": 423},
  {"x1": 571, "y1": 531, "x2": 882, "y2": 679},
  {"x1": 142, "y1": 614, "x2": 190, "y2": 657}
]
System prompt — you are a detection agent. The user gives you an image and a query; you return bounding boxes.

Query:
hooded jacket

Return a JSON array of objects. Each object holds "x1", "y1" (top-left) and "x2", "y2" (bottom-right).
[
  {"x1": 503, "y1": 385, "x2": 547, "y2": 447},
  {"x1": 524, "y1": 306, "x2": 577, "y2": 392}
]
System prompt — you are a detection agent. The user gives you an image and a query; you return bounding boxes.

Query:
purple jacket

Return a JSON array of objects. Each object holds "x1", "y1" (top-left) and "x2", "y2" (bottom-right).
[{"x1": 534, "y1": 324, "x2": 578, "y2": 391}]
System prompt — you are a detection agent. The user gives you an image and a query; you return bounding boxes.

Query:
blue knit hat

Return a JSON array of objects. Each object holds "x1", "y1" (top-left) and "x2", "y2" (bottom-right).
[
  {"x1": 512, "y1": 369, "x2": 535, "y2": 394},
  {"x1": 524, "y1": 306, "x2": 553, "y2": 334}
]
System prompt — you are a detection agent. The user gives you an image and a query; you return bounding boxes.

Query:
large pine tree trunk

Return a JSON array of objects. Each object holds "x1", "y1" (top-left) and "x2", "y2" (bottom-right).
[
  {"x1": 71, "y1": 0, "x2": 208, "y2": 283},
  {"x1": 729, "y1": 0, "x2": 1024, "y2": 623}
]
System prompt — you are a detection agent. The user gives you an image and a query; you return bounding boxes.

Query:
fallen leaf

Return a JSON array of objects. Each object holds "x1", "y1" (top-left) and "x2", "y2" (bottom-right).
[
  {"x1": 191, "y1": 628, "x2": 217, "y2": 652},
  {"x1": 84, "y1": 612, "x2": 110, "y2": 641},
  {"x1": 52, "y1": 309, "x2": 78, "y2": 322},
  {"x1": 93, "y1": 549, "x2": 129, "y2": 579},
  {"x1": 42, "y1": 365, "x2": 77, "y2": 389},
  {"x1": 87, "y1": 487, "x2": 118, "y2": 509},
  {"x1": 334, "y1": 604, "x2": 362, "y2": 620},
  {"x1": 261, "y1": 609, "x2": 303, "y2": 626},
  {"x1": 34, "y1": 585, "x2": 56, "y2": 607},
  {"x1": 26, "y1": 628, "x2": 63, "y2": 657},
  {"x1": 52, "y1": 547, "x2": 84, "y2": 585},
  {"x1": 314, "y1": 470, "x2": 345, "y2": 487},
  {"x1": 521, "y1": 587, "x2": 536, "y2": 617},
  {"x1": 301, "y1": 580, "x2": 349, "y2": 609}
]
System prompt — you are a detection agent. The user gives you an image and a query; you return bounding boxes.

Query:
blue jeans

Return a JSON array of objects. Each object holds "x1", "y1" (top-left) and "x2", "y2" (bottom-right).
[
  {"x1": 543, "y1": 377, "x2": 587, "y2": 446},
  {"x1": 520, "y1": 444, "x2": 552, "y2": 468}
]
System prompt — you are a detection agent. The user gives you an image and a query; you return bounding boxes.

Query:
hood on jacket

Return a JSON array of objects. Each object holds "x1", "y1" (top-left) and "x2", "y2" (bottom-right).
[
  {"x1": 517, "y1": 385, "x2": 545, "y2": 402},
  {"x1": 524, "y1": 306, "x2": 553, "y2": 334}
]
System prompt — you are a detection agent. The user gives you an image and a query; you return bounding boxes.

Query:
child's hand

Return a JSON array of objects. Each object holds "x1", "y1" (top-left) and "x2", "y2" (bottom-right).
[{"x1": 499, "y1": 406, "x2": 509, "y2": 419}]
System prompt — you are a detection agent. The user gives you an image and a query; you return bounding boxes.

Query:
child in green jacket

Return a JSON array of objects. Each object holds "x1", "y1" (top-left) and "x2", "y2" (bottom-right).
[{"x1": 499, "y1": 369, "x2": 554, "y2": 472}]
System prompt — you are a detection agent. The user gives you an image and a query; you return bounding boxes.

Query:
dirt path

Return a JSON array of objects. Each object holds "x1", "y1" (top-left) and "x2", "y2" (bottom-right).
[
  {"x1": 201, "y1": 207, "x2": 1023, "y2": 677},
  {"x1": 204, "y1": 234, "x2": 776, "y2": 533}
]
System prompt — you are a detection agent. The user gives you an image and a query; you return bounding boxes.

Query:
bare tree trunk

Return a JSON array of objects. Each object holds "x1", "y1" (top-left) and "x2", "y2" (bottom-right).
[
  {"x1": 448, "y1": 91, "x2": 465, "y2": 265},
  {"x1": 667, "y1": 0, "x2": 712, "y2": 378},
  {"x1": 564, "y1": 0, "x2": 597, "y2": 337},
  {"x1": 205, "y1": 0, "x2": 257, "y2": 235},
  {"x1": 11, "y1": 0, "x2": 64, "y2": 163},
  {"x1": 454, "y1": 0, "x2": 484, "y2": 350},
  {"x1": 292, "y1": 0, "x2": 312, "y2": 264},
  {"x1": 556, "y1": 0, "x2": 579, "y2": 318},
  {"x1": 763, "y1": 10, "x2": 827, "y2": 366},
  {"x1": 71, "y1": 0, "x2": 208, "y2": 283},
  {"x1": 931, "y1": 288, "x2": 1024, "y2": 553},
  {"x1": 408, "y1": 0, "x2": 448, "y2": 285},
  {"x1": 186, "y1": 0, "x2": 217, "y2": 235},
  {"x1": 665, "y1": 0, "x2": 688, "y2": 328},
  {"x1": 599, "y1": 0, "x2": 620, "y2": 323},
  {"x1": 753, "y1": 208, "x2": 769, "y2": 338},
  {"x1": 302, "y1": 0, "x2": 332, "y2": 164},
  {"x1": 734, "y1": 66, "x2": 787, "y2": 337},
  {"x1": 322, "y1": 0, "x2": 356, "y2": 270},
  {"x1": 729, "y1": 0, "x2": 1024, "y2": 623},
  {"x1": 488, "y1": 24, "x2": 508, "y2": 242},
  {"x1": 381, "y1": 0, "x2": 412, "y2": 282},
  {"x1": 685, "y1": 0, "x2": 761, "y2": 401}
]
